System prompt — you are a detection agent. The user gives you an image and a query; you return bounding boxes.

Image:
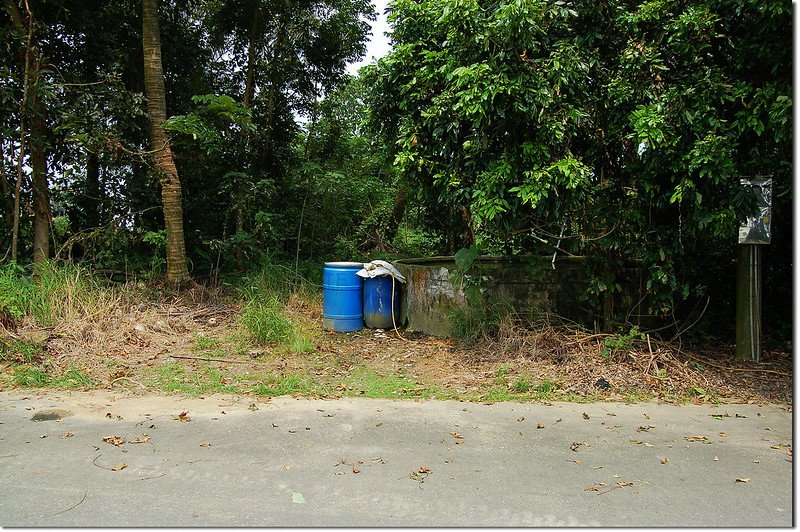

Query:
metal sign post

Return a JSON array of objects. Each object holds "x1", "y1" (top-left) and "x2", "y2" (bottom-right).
[{"x1": 735, "y1": 178, "x2": 772, "y2": 362}]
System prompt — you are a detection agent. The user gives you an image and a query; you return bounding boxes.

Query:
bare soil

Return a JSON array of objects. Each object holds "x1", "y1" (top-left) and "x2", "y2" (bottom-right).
[{"x1": 0, "y1": 292, "x2": 792, "y2": 405}]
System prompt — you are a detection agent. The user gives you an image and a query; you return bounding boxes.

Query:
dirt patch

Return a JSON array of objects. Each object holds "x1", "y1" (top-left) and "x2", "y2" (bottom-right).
[{"x1": 0, "y1": 296, "x2": 792, "y2": 405}]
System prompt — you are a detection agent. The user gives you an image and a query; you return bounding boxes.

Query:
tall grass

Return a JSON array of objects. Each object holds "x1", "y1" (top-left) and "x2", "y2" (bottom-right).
[
  {"x1": 0, "y1": 261, "x2": 124, "y2": 325},
  {"x1": 237, "y1": 261, "x2": 319, "y2": 353}
]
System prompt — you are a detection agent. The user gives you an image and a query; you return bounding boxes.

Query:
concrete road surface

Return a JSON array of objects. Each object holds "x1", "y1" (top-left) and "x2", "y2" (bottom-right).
[{"x1": 0, "y1": 391, "x2": 792, "y2": 527}]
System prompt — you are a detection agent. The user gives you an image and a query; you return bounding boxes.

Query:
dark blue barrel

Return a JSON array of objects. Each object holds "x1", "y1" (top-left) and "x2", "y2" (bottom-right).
[
  {"x1": 363, "y1": 276, "x2": 401, "y2": 329},
  {"x1": 323, "y1": 262, "x2": 364, "y2": 332}
]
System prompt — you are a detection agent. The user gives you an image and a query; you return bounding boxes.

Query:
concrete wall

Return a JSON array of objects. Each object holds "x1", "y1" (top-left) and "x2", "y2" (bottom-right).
[{"x1": 395, "y1": 256, "x2": 594, "y2": 337}]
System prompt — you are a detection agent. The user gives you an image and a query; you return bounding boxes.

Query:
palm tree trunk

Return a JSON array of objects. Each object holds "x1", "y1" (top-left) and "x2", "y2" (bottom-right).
[{"x1": 142, "y1": 0, "x2": 190, "y2": 284}]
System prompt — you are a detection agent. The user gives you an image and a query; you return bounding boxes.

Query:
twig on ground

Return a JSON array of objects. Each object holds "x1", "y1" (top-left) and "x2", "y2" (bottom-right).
[
  {"x1": 109, "y1": 376, "x2": 146, "y2": 388},
  {"x1": 50, "y1": 490, "x2": 87, "y2": 516},
  {"x1": 168, "y1": 354, "x2": 266, "y2": 365}
]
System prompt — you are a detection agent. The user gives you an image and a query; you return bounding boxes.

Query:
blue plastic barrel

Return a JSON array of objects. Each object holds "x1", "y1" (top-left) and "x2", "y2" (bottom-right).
[
  {"x1": 323, "y1": 262, "x2": 364, "y2": 332},
  {"x1": 363, "y1": 275, "x2": 401, "y2": 329}
]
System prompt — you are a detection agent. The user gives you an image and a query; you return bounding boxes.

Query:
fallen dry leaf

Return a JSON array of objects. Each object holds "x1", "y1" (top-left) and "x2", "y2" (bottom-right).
[
  {"x1": 636, "y1": 426, "x2": 650, "y2": 433},
  {"x1": 735, "y1": 477, "x2": 751, "y2": 483},
  {"x1": 110, "y1": 463, "x2": 127, "y2": 471},
  {"x1": 419, "y1": 466, "x2": 431, "y2": 474},
  {"x1": 574, "y1": 460, "x2": 582, "y2": 465},
  {"x1": 451, "y1": 432, "x2": 463, "y2": 439},
  {"x1": 713, "y1": 456, "x2": 719, "y2": 461},
  {"x1": 129, "y1": 435, "x2": 150, "y2": 444},
  {"x1": 582, "y1": 413, "x2": 590, "y2": 420},
  {"x1": 352, "y1": 466, "x2": 360, "y2": 474},
  {"x1": 630, "y1": 440, "x2": 643, "y2": 445},
  {"x1": 536, "y1": 423, "x2": 545, "y2": 429},
  {"x1": 685, "y1": 435, "x2": 708, "y2": 442},
  {"x1": 570, "y1": 442, "x2": 584, "y2": 452},
  {"x1": 60, "y1": 432, "x2": 74, "y2": 438},
  {"x1": 174, "y1": 411, "x2": 191, "y2": 422},
  {"x1": 200, "y1": 441, "x2": 210, "y2": 448},
  {"x1": 102, "y1": 435, "x2": 125, "y2": 447},
  {"x1": 585, "y1": 484, "x2": 599, "y2": 491},
  {"x1": 517, "y1": 417, "x2": 525, "y2": 422},
  {"x1": 660, "y1": 457, "x2": 669, "y2": 464}
]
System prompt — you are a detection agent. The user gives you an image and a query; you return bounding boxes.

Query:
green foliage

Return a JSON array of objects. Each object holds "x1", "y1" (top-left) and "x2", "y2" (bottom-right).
[
  {"x1": 367, "y1": 0, "x2": 791, "y2": 335},
  {"x1": 511, "y1": 378, "x2": 531, "y2": 393},
  {"x1": 0, "y1": 261, "x2": 114, "y2": 326},
  {"x1": 148, "y1": 362, "x2": 240, "y2": 396},
  {"x1": 601, "y1": 327, "x2": 647, "y2": 358},
  {"x1": 535, "y1": 380, "x2": 557, "y2": 395},
  {"x1": 342, "y1": 367, "x2": 424, "y2": 398},
  {"x1": 237, "y1": 264, "x2": 317, "y2": 353},
  {"x1": 12, "y1": 363, "x2": 95, "y2": 389},
  {"x1": 449, "y1": 301, "x2": 510, "y2": 344},
  {"x1": 240, "y1": 297, "x2": 295, "y2": 345},
  {"x1": 0, "y1": 339, "x2": 42, "y2": 365},
  {"x1": 251, "y1": 372, "x2": 314, "y2": 397}
]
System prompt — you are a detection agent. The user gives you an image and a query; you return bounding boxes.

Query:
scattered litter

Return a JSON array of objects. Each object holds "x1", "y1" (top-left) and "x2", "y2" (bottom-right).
[{"x1": 291, "y1": 492, "x2": 306, "y2": 504}]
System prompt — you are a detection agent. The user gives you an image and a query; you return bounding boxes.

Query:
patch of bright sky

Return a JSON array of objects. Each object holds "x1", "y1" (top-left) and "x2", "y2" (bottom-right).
[{"x1": 346, "y1": 0, "x2": 392, "y2": 76}]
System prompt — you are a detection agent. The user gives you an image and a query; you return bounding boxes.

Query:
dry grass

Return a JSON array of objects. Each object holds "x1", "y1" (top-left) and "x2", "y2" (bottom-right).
[{"x1": 1, "y1": 279, "x2": 791, "y2": 405}]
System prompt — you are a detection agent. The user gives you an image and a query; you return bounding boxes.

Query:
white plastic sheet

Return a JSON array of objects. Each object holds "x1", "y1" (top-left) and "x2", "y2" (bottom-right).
[{"x1": 356, "y1": 260, "x2": 406, "y2": 283}]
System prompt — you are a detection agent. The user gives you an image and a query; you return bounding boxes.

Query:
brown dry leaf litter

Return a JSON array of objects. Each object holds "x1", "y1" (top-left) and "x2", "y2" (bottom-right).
[{"x1": 1, "y1": 289, "x2": 791, "y2": 404}]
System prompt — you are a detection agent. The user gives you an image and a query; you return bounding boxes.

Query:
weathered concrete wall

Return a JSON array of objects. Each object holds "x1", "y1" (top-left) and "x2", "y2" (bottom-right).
[{"x1": 395, "y1": 256, "x2": 593, "y2": 337}]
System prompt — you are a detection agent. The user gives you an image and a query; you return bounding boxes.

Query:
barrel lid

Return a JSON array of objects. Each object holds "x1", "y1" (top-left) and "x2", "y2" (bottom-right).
[{"x1": 324, "y1": 261, "x2": 364, "y2": 267}]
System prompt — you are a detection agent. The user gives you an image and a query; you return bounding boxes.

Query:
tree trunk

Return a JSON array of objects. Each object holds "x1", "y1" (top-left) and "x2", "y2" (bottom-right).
[
  {"x1": 7, "y1": 0, "x2": 33, "y2": 263},
  {"x1": 30, "y1": 62, "x2": 50, "y2": 267},
  {"x1": 266, "y1": 29, "x2": 284, "y2": 132},
  {"x1": 142, "y1": 0, "x2": 190, "y2": 284},
  {"x1": 235, "y1": 7, "x2": 260, "y2": 271},
  {"x1": 383, "y1": 186, "x2": 407, "y2": 244},
  {"x1": 83, "y1": 151, "x2": 101, "y2": 227},
  {"x1": 0, "y1": 142, "x2": 11, "y2": 236}
]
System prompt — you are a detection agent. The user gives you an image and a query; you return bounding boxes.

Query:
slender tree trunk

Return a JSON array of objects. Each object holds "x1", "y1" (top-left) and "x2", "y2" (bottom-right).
[
  {"x1": 0, "y1": 142, "x2": 11, "y2": 237},
  {"x1": 83, "y1": 152, "x2": 101, "y2": 227},
  {"x1": 266, "y1": 29, "x2": 283, "y2": 132},
  {"x1": 235, "y1": 7, "x2": 260, "y2": 271},
  {"x1": 30, "y1": 61, "x2": 50, "y2": 266},
  {"x1": 7, "y1": 0, "x2": 32, "y2": 262},
  {"x1": 142, "y1": 0, "x2": 190, "y2": 284},
  {"x1": 383, "y1": 186, "x2": 407, "y2": 244}
]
